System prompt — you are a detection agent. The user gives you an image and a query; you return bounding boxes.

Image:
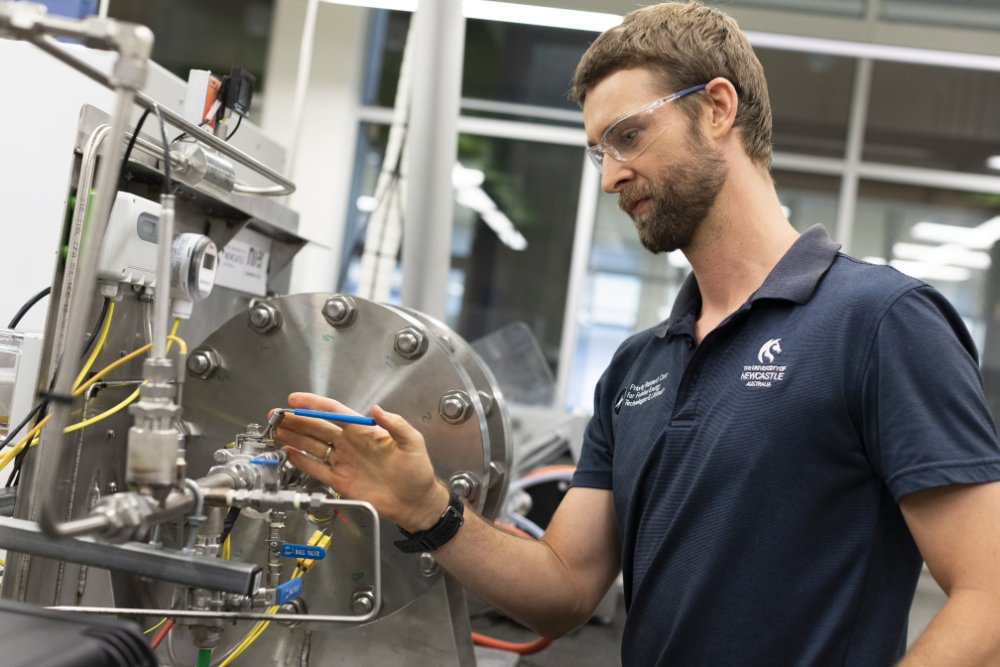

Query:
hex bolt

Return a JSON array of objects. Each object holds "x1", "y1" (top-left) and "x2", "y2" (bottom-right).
[
  {"x1": 393, "y1": 327, "x2": 428, "y2": 360},
  {"x1": 248, "y1": 302, "x2": 282, "y2": 334},
  {"x1": 439, "y1": 390, "x2": 472, "y2": 424},
  {"x1": 187, "y1": 349, "x2": 221, "y2": 379},
  {"x1": 478, "y1": 390, "x2": 494, "y2": 417},
  {"x1": 449, "y1": 472, "x2": 479, "y2": 499},
  {"x1": 418, "y1": 552, "x2": 439, "y2": 577},
  {"x1": 322, "y1": 295, "x2": 358, "y2": 327},
  {"x1": 351, "y1": 590, "x2": 375, "y2": 615}
]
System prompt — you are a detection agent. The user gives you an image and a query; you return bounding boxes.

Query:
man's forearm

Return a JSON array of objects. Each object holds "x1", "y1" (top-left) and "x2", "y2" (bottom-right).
[
  {"x1": 899, "y1": 589, "x2": 1000, "y2": 666},
  {"x1": 429, "y1": 509, "x2": 601, "y2": 638}
]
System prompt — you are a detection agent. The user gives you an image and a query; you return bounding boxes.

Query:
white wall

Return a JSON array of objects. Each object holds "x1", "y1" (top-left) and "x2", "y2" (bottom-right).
[{"x1": 262, "y1": 0, "x2": 367, "y2": 294}]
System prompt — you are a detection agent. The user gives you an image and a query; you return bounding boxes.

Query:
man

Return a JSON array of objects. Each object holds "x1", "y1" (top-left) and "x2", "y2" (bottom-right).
[{"x1": 278, "y1": 2, "x2": 1000, "y2": 664}]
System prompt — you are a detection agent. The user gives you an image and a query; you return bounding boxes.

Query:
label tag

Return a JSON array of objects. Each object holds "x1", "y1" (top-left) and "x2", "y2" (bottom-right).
[
  {"x1": 214, "y1": 227, "x2": 271, "y2": 296},
  {"x1": 277, "y1": 577, "x2": 303, "y2": 604},
  {"x1": 281, "y1": 543, "x2": 327, "y2": 560}
]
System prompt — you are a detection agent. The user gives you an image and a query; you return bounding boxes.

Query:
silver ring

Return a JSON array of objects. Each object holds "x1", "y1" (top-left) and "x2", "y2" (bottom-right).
[{"x1": 321, "y1": 444, "x2": 334, "y2": 464}]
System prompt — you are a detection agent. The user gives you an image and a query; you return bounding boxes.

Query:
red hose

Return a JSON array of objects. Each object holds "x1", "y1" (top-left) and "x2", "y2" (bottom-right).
[
  {"x1": 150, "y1": 618, "x2": 175, "y2": 649},
  {"x1": 471, "y1": 632, "x2": 552, "y2": 655}
]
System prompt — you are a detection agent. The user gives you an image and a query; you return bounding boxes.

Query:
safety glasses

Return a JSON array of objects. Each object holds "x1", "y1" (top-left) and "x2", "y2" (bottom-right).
[{"x1": 586, "y1": 83, "x2": 707, "y2": 170}]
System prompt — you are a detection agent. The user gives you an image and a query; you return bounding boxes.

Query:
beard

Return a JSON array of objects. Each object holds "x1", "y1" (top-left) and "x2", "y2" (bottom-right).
[{"x1": 617, "y1": 125, "x2": 727, "y2": 254}]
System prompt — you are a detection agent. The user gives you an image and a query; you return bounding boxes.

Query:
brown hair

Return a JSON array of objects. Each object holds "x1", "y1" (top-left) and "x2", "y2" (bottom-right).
[{"x1": 571, "y1": 1, "x2": 772, "y2": 168}]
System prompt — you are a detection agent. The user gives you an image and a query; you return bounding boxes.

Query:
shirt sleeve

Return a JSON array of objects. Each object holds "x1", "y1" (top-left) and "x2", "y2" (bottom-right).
[
  {"x1": 861, "y1": 285, "x2": 1000, "y2": 501},
  {"x1": 572, "y1": 366, "x2": 616, "y2": 490}
]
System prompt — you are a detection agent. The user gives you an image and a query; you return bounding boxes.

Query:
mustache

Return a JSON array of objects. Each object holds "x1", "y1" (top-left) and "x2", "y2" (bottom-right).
[{"x1": 618, "y1": 184, "x2": 655, "y2": 214}]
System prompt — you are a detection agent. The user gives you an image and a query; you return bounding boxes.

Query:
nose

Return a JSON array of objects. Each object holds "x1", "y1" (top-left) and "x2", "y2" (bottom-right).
[{"x1": 600, "y1": 158, "x2": 634, "y2": 194}]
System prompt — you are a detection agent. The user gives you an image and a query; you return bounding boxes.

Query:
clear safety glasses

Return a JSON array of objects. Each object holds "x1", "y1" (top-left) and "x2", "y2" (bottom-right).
[{"x1": 586, "y1": 83, "x2": 708, "y2": 170}]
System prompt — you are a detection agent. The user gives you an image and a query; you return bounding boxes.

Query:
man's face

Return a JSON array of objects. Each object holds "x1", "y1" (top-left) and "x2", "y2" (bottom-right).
[{"x1": 583, "y1": 68, "x2": 727, "y2": 254}]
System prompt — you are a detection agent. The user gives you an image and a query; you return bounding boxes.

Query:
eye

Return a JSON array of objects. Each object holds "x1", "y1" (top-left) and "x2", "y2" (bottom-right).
[{"x1": 612, "y1": 124, "x2": 644, "y2": 149}]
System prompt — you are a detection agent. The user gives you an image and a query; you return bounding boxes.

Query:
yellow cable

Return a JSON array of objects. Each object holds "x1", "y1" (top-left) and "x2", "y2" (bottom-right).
[
  {"x1": 0, "y1": 334, "x2": 188, "y2": 471},
  {"x1": 72, "y1": 301, "x2": 115, "y2": 390},
  {"x1": 219, "y1": 565, "x2": 309, "y2": 666},
  {"x1": 222, "y1": 534, "x2": 231, "y2": 561},
  {"x1": 143, "y1": 617, "x2": 167, "y2": 635},
  {"x1": 64, "y1": 386, "x2": 142, "y2": 433}
]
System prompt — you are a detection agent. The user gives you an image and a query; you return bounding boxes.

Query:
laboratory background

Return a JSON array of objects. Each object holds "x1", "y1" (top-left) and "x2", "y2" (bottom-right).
[{"x1": 0, "y1": 0, "x2": 999, "y2": 665}]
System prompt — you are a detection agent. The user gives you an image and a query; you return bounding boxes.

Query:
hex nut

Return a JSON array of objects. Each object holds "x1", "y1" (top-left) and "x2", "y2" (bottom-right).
[
  {"x1": 248, "y1": 302, "x2": 282, "y2": 334},
  {"x1": 351, "y1": 590, "x2": 375, "y2": 615},
  {"x1": 394, "y1": 327, "x2": 428, "y2": 360},
  {"x1": 448, "y1": 472, "x2": 479, "y2": 499},
  {"x1": 187, "y1": 349, "x2": 221, "y2": 379},
  {"x1": 439, "y1": 390, "x2": 472, "y2": 424},
  {"x1": 323, "y1": 295, "x2": 358, "y2": 327}
]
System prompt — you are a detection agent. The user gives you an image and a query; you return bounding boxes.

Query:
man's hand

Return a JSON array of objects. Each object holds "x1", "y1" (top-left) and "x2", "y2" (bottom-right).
[{"x1": 275, "y1": 392, "x2": 449, "y2": 531}]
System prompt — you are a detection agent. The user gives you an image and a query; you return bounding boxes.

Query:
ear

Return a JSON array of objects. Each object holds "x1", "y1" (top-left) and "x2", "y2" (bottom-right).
[{"x1": 702, "y1": 77, "x2": 738, "y2": 140}]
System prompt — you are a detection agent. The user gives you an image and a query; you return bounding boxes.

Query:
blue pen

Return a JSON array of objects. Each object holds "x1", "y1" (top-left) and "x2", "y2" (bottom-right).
[{"x1": 290, "y1": 408, "x2": 377, "y2": 426}]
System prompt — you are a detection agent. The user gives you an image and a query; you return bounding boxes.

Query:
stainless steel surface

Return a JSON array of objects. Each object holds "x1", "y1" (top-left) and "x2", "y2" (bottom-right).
[
  {"x1": 0, "y1": 516, "x2": 260, "y2": 594},
  {"x1": 75, "y1": 105, "x2": 302, "y2": 262},
  {"x1": 391, "y1": 306, "x2": 513, "y2": 520}
]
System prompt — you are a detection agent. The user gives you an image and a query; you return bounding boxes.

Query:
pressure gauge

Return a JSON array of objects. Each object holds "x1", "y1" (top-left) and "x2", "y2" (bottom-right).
[{"x1": 170, "y1": 233, "x2": 218, "y2": 319}]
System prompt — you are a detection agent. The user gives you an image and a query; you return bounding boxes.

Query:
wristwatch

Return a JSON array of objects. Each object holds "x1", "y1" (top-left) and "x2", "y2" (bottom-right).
[{"x1": 393, "y1": 491, "x2": 465, "y2": 554}]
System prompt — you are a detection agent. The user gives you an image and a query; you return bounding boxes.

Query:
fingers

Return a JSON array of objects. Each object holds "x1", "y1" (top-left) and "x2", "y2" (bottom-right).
[
  {"x1": 275, "y1": 411, "x2": 343, "y2": 443},
  {"x1": 275, "y1": 425, "x2": 338, "y2": 462},
  {"x1": 372, "y1": 405, "x2": 424, "y2": 453},
  {"x1": 288, "y1": 393, "x2": 358, "y2": 415},
  {"x1": 285, "y1": 447, "x2": 335, "y2": 483}
]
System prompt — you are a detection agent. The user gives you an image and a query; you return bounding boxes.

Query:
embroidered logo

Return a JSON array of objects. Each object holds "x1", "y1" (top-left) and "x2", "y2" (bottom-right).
[
  {"x1": 757, "y1": 338, "x2": 782, "y2": 363},
  {"x1": 622, "y1": 372, "x2": 669, "y2": 408},
  {"x1": 741, "y1": 338, "x2": 788, "y2": 388}
]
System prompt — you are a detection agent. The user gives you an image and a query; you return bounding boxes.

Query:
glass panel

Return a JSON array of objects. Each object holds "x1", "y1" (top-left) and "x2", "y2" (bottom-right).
[
  {"x1": 566, "y1": 169, "x2": 840, "y2": 411},
  {"x1": 342, "y1": 124, "x2": 584, "y2": 373},
  {"x1": 365, "y1": 11, "x2": 590, "y2": 117},
  {"x1": 851, "y1": 181, "x2": 1000, "y2": 352},
  {"x1": 881, "y1": 0, "x2": 1000, "y2": 31},
  {"x1": 758, "y1": 48, "x2": 855, "y2": 159},
  {"x1": 865, "y1": 61, "x2": 1000, "y2": 175},
  {"x1": 109, "y1": 0, "x2": 275, "y2": 91},
  {"x1": 452, "y1": 136, "x2": 583, "y2": 371},
  {"x1": 711, "y1": 0, "x2": 866, "y2": 17}
]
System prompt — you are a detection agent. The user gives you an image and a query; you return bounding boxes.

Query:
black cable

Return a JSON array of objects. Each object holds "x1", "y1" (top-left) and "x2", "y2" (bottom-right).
[
  {"x1": 219, "y1": 506, "x2": 242, "y2": 547},
  {"x1": 118, "y1": 107, "x2": 152, "y2": 189},
  {"x1": 5, "y1": 297, "x2": 110, "y2": 486},
  {"x1": 0, "y1": 401, "x2": 45, "y2": 452},
  {"x1": 151, "y1": 104, "x2": 172, "y2": 193},
  {"x1": 7, "y1": 287, "x2": 52, "y2": 329},
  {"x1": 225, "y1": 114, "x2": 243, "y2": 141},
  {"x1": 79, "y1": 297, "x2": 111, "y2": 362}
]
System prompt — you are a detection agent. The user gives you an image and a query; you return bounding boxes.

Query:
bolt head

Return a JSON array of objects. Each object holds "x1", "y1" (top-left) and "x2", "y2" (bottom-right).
[
  {"x1": 323, "y1": 295, "x2": 358, "y2": 327},
  {"x1": 248, "y1": 303, "x2": 281, "y2": 333},
  {"x1": 187, "y1": 349, "x2": 220, "y2": 379},
  {"x1": 393, "y1": 327, "x2": 427, "y2": 360},
  {"x1": 351, "y1": 591, "x2": 375, "y2": 615},
  {"x1": 418, "y1": 552, "x2": 439, "y2": 576},
  {"x1": 439, "y1": 391, "x2": 472, "y2": 424}
]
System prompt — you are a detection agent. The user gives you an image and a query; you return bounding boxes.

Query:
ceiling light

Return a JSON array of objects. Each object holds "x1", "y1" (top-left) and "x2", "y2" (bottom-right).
[
  {"x1": 987, "y1": 155, "x2": 1000, "y2": 171},
  {"x1": 887, "y1": 260, "x2": 971, "y2": 283},
  {"x1": 912, "y1": 217, "x2": 1000, "y2": 250},
  {"x1": 891, "y1": 241, "x2": 991, "y2": 270}
]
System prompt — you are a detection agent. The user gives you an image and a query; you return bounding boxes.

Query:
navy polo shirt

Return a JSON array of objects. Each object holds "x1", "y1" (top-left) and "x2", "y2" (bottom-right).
[{"x1": 574, "y1": 225, "x2": 1000, "y2": 666}]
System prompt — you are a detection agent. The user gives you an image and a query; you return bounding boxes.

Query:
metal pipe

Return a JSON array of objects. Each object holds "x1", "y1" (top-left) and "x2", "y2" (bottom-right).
[
  {"x1": 153, "y1": 194, "x2": 174, "y2": 359},
  {"x1": 48, "y1": 605, "x2": 380, "y2": 624},
  {"x1": 29, "y1": 34, "x2": 294, "y2": 196},
  {"x1": 0, "y1": 517, "x2": 261, "y2": 595},
  {"x1": 33, "y1": 85, "x2": 137, "y2": 539}
]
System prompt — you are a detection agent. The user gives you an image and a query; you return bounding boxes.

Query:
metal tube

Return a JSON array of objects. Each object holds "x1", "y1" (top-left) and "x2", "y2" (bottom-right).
[
  {"x1": 153, "y1": 194, "x2": 174, "y2": 359},
  {"x1": 30, "y1": 34, "x2": 294, "y2": 196},
  {"x1": 48, "y1": 605, "x2": 380, "y2": 624},
  {"x1": 0, "y1": 517, "x2": 261, "y2": 595},
  {"x1": 33, "y1": 85, "x2": 136, "y2": 538}
]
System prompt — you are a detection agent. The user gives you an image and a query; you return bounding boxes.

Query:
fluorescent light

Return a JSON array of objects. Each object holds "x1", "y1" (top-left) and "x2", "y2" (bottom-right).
[
  {"x1": 911, "y1": 217, "x2": 1000, "y2": 250},
  {"x1": 319, "y1": 0, "x2": 617, "y2": 30},
  {"x1": 452, "y1": 163, "x2": 485, "y2": 188},
  {"x1": 891, "y1": 241, "x2": 991, "y2": 270},
  {"x1": 887, "y1": 260, "x2": 971, "y2": 282},
  {"x1": 463, "y1": 1, "x2": 620, "y2": 32},
  {"x1": 988, "y1": 155, "x2": 1000, "y2": 171},
  {"x1": 356, "y1": 195, "x2": 378, "y2": 212}
]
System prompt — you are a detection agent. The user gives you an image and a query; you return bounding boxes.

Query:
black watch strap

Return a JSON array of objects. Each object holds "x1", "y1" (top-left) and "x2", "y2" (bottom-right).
[{"x1": 394, "y1": 491, "x2": 465, "y2": 554}]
